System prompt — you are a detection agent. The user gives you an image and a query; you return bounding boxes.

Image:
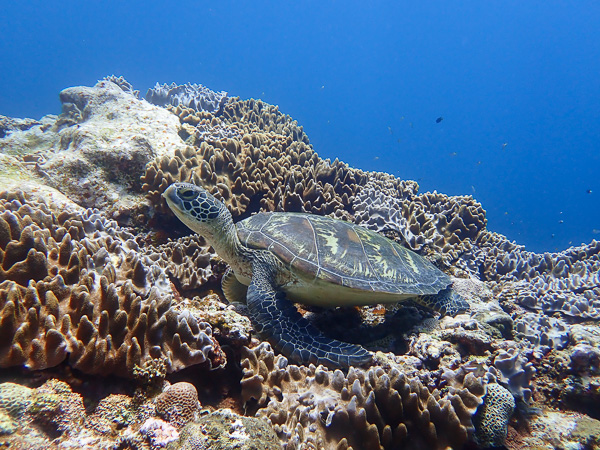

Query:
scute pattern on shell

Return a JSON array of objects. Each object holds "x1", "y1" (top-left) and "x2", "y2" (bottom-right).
[{"x1": 237, "y1": 211, "x2": 450, "y2": 295}]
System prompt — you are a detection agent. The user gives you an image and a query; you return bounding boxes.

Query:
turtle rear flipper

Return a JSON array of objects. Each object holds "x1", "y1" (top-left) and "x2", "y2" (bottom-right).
[
  {"x1": 416, "y1": 287, "x2": 470, "y2": 316},
  {"x1": 247, "y1": 256, "x2": 372, "y2": 368},
  {"x1": 222, "y1": 268, "x2": 248, "y2": 304}
]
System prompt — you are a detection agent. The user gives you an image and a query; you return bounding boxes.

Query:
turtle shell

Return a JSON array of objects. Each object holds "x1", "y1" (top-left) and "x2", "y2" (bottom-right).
[{"x1": 236, "y1": 212, "x2": 449, "y2": 296}]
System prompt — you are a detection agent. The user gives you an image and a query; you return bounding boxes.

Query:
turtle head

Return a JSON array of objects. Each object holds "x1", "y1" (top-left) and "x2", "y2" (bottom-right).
[{"x1": 163, "y1": 183, "x2": 230, "y2": 236}]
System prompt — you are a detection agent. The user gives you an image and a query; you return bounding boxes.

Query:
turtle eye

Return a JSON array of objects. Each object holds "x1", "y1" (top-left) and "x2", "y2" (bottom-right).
[{"x1": 178, "y1": 188, "x2": 198, "y2": 201}]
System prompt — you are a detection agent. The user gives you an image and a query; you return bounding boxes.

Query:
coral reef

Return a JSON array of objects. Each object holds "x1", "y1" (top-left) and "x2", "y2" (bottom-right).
[
  {"x1": 156, "y1": 382, "x2": 200, "y2": 429},
  {"x1": 169, "y1": 409, "x2": 281, "y2": 450},
  {"x1": 241, "y1": 342, "x2": 487, "y2": 450},
  {"x1": 0, "y1": 76, "x2": 599, "y2": 449},
  {"x1": 146, "y1": 82, "x2": 228, "y2": 114},
  {"x1": 0, "y1": 190, "x2": 224, "y2": 376}
]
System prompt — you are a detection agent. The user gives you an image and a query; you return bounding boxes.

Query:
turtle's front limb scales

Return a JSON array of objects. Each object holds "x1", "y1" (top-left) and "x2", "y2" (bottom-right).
[{"x1": 247, "y1": 253, "x2": 373, "y2": 368}]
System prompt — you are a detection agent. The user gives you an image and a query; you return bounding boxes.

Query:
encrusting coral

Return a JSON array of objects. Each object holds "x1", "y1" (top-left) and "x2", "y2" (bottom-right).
[{"x1": 0, "y1": 379, "x2": 85, "y2": 438}]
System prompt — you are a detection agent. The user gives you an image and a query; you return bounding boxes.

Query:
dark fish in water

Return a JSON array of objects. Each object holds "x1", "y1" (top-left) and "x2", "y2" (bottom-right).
[
  {"x1": 587, "y1": 189, "x2": 592, "y2": 194},
  {"x1": 436, "y1": 116, "x2": 443, "y2": 123}
]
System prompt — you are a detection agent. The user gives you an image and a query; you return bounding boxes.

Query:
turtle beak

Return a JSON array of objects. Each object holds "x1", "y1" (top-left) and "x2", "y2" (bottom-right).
[{"x1": 162, "y1": 185, "x2": 182, "y2": 211}]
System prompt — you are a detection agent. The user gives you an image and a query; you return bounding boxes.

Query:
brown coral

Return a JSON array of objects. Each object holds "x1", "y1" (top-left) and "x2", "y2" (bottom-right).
[
  {"x1": 0, "y1": 190, "x2": 224, "y2": 376},
  {"x1": 241, "y1": 342, "x2": 486, "y2": 450},
  {"x1": 220, "y1": 97, "x2": 311, "y2": 144},
  {"x1": 155, "y1": 382, "x2": 200, "y2": 429},
  {"x1": 142, "y1": 132, "x2": 368, "y2": 222}
]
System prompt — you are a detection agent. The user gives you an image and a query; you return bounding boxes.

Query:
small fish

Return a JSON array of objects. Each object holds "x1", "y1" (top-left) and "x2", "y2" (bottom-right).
[
  {"x1": 374, "y1": 156, "x2": 380, "y2": 160},
  {"x1": 321, "y1": 85, "x2": 325, "y2": 89},
  {"x1": 400, "y1": 116, "x2": 405, "y2": 120},
  {"x1": 388, "y1": 126, "x2": 393, "y2": 134},
  {"x1": 471, "y1": 185, "x2": 476, "y2": 193},
  {"x1": 559, "y1": 220, "x2": 564, "y2": 224},
  {"x1": 587, "y1": 189, "x2": 592, "y2": 194},
  {"x1": 502, "y1": 143, "x2": 508, "y2": 149},
  {"x1": 397, "y1": 138, "x2": 402, "y2": 143},
  {"x1": 449, "y1": 152, "x2": 457, "y2": 157},
  {"x1": 477, "y1": 161, "x2": 482, "y2": 165},
  {"x1": 592, "y1": 229, "x2": 600, "y2": 234},
  {"x1": 436, "y1": 116, "x2": 443, "y2": 123},
  {"x1": 409, "y1": 122, "x2": 413, "y2": 128}
]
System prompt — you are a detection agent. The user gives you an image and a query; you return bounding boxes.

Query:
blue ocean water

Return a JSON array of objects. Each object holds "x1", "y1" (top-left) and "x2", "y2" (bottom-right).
[{"x1": 1, "y1": 1, "x2": 599, "y2": 253}]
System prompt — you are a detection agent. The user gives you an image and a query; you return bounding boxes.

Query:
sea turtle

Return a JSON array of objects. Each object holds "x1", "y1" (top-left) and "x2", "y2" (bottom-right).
[{"x1": 163, "y1": 182, "x2": 469, "y2": 368}]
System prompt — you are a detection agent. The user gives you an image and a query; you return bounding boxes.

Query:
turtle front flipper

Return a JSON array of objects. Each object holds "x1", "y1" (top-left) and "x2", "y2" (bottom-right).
[
  {"x1": 416, "y1": 287, "x2": 470, "y2": 316},
  {"x1": 247, "y1": 256, "x2": 372, "y2": 369}
]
